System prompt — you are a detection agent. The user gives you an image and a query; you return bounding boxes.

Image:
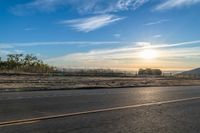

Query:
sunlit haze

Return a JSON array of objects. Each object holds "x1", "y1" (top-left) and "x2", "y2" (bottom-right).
[{"x1": 139, "y1": 49, "x2": 159, "y2": 60}]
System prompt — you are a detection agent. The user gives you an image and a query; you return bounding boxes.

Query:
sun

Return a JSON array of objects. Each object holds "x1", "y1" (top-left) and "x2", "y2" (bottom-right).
[{"x1": 139, "y1": 49, "x2": 159, "y2": 59}]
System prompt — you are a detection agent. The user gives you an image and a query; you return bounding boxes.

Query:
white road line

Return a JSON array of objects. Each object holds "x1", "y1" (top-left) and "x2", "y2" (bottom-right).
[{"x1": 0, "y1": 96, "x2": 200, "y2": 127}]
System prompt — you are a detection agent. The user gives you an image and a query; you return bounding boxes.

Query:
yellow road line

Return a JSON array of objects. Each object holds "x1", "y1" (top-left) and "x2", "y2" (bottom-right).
[
  {"x1": 0, "y1": 120, "x2": 40, "y2": 128},
  {"x1": 0, "y1": 96, "x2": 200, "y2": 127}
]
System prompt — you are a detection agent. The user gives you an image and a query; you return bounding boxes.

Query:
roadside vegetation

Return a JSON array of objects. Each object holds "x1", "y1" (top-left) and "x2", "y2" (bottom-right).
[
  {"x1": 0, "y1": 54, "x2": 166, "y2": 77},
  {"x1": 54, "y1": 68, "x2": 136, "y2": 77},
  {"x1": 0, "y1": 54, "x2": 135, "y2": 76},
  {"x1": 0, "y1": 54, "x2": 54, "y2": 73}
]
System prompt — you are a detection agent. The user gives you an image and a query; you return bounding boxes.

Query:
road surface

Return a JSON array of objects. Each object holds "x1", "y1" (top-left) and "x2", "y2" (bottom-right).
[{"x1": 0, "y1": 86, "x2": 200, "y2": 133}]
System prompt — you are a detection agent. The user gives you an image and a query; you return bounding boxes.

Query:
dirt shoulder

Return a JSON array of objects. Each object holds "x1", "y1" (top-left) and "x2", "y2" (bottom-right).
[{"x1": 0, "y1": 75, "x2": 200, "y2": 92}]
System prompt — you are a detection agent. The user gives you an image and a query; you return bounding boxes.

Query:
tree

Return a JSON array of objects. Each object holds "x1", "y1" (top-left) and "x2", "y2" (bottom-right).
[
  {"x1": 138, "y1": 68, "x2": 162, "y2": 76},
  {"x1": 138, "y1": 69, "x2": 145, "y2": 75},
  {"x1": 152, "y1": 69, "x2": 162, "y2": 75}
]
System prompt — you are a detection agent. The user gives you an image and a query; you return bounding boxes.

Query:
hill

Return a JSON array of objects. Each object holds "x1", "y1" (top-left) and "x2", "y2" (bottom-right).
[{"x1": 179, "y1": 68, "x2": 200, "y2": 76}]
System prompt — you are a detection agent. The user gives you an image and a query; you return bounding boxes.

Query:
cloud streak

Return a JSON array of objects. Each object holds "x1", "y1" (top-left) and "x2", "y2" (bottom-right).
[
  {"x1": 61, "y1": 15, "x2": 125, "y2": 32},
  {"x1": 2, "y1": 40, "x2": 200, "y2": 49},
  {"x1": 153, "y1": 34, "x2": 162, "y2": 38},
  {"x1": 0, "y1": 41, "x2": 121, "y2": 47},
  {"x1": 24, "y1": 28, "x2": 37, "y2": 31},
  {"x1": 0, "y1": 44, "x2": 13, "y2": 49},
  {"x1": 155, "y1": 0, "x2": 200, "y2": 11},
  {"x1": 144, "y1": 19, "x2": 170, "y2": 26}
]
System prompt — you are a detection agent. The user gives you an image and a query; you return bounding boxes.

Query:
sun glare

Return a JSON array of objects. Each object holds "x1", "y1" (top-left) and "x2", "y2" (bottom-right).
[{"x1": 139, "y1": 49, "x2": 159, "y2": 59}]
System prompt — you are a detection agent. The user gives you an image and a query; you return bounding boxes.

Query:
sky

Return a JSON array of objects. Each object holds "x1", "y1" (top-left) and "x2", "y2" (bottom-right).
[{"x1": 0, "y1": 0, "x2": 200, "y2": 71}]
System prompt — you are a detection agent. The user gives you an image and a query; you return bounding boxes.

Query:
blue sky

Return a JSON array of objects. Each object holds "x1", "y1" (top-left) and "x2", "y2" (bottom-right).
[{"x1": 0, "y1": 0, "x2": 200, "y2": 70}]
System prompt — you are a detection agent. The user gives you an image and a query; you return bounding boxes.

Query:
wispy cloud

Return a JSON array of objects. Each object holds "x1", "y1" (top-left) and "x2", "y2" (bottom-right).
[
  {"x1": 10, "y1": 0, "x2": 66, "y2": 16},
  {"x1": 94, "y1": 0, "x2": 149, "y2": 14},
  {"x1": 144, "y1": 19, "x2": 170, "y2": 26},
  {"x1": 24, "y1": 28, "x2": 37, "y2": 31},
  {"x1": 61, "y1": 15, "x2": 125, "y2": 32},
  {"x1": 153, "y1": 34, "x2": 162, "y2": 38},
  {"x1": 113, "y1": 34, "x2": 121, "y2": 38},
  {"x1": 10, "y1": 0, "x2": 149, "y2": 15},
  {"x1": 155, "y1": 0, "x2": 200, "y2": 11},
  {"x1": 116, "y1": 0, "x2": 149, "y2": 10},
  {"x1": 79, "y1": 40, "x2": 200, "y2": 55}
]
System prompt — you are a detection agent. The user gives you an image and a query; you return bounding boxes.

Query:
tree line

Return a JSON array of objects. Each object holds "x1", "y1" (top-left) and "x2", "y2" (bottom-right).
[
  {"x1": 0, "y1": 54, "x2": 54, "y2": 73},
  {"x1": 138, "y1": 68, "x2": 162, "y2": 76}
]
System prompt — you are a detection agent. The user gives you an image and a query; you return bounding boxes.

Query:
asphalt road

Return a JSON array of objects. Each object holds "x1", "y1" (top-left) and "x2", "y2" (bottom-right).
[{"x1": 0, "y1": 86, "x2": 200, "y2": 133}]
